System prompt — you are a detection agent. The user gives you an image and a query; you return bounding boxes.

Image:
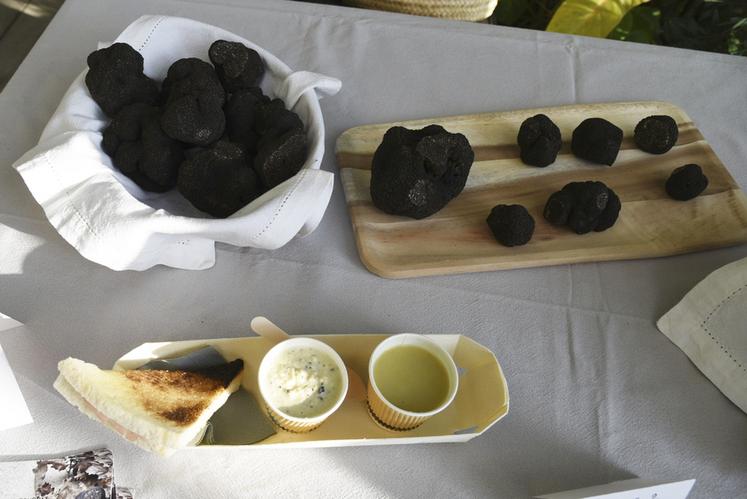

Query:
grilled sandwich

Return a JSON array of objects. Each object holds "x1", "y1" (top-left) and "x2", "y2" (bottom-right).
[{"x1": 54, "y1": 357, "x2": 244, "y2": 456}]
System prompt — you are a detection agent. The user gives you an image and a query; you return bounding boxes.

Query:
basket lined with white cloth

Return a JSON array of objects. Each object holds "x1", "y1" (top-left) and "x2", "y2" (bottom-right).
[{"x1": 13, "y1": 15, "x2": 341, "y2": 271}]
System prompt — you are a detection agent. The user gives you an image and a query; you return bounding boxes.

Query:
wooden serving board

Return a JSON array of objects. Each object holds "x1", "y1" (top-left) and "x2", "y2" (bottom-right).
[{"x1": 336, "y1": 101, "x2": 747, "y2": 279}]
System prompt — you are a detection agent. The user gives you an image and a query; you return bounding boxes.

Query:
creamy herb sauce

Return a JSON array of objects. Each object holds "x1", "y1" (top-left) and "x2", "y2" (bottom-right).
[{"x1": 264, "y1": 347, "x2": 342, "y2": 418}]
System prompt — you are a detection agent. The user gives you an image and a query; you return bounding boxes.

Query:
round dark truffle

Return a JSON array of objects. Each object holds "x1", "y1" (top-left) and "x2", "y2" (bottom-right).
[
  {"x1": 543, "y1": 181, "x2": 622, "y2": 234},
  {"x1": 85, "y1": 43, "x2": 159, "y2": 116},
  {"x1": 161, "y1": 58, "x2": 226, "y2": 105},
  {"x1": 634, "y1": 115, "x2": 678, "y2": 154},
  {"x1": 209, "y1": 40, "x2": 265, "y2": 93},
  {"x1": 370, "y1": 125, "x2": 474, "y2": 220},
  {"x1": 517, "y1": 114, "x2": 562, "y2": 167},
  {"x1": 543, "y1": 190, "x2": 574, "y2": 226},
  {"x1": 254, "y1": 97, "x2": 304, "y2": 143},
  {"x1": 594, "y1": 188, "x2": 621, "y2": 232},
  {"x1": 253, "y1": 129, "x2": 308, "y2": 190},
  {"x1": 160, "y1": 58, "x2": 226, "y2": 146},
  {"x1": 566, "y1": 181, "x2": 609, "y2": 234},
  {"x1": 486, "y1": 204, "x2": 535, "y2": 247},
  {"x1": 571, "y1": 118, "x2": 623, "y2": 166},
  {"x1": 665, "y1": 164, "x2": 709, "y2": 201},
  {"x1": 177, "y1": 141, "x2": 263, "y2": 218},
  {"x1": 102, "y1": 103, "x2": 184, "y2": 192},
  {"x1": 225, "y1": 87, "x2": 264, "y2": 154}
]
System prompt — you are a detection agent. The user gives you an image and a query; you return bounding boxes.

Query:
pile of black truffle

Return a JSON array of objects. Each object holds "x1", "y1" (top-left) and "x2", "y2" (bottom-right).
[
  {"x1": 486, "y1": 112, "x2": 710, "y2": 247},
  {"x1": 87, "y1": 41, "x2": 307, "y2": 218}
]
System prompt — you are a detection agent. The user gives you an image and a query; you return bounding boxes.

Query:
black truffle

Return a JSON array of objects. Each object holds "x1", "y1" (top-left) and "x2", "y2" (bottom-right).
[
  {"x1": 254, "y1": 97, "x2": 304, "y2": 144},
  {"x1": 160, "y1": 58, "x2": 226, "y2": 146},
  {"x1": 544, "y1": 181, "x2": 621, "y2": 234},
  {"x1": 209, "y1": 40, "x2": 265, "y2": 92},
  {"x1": 543, "y1": 190, "x2": 574, "y2": 226},
  {"x1": 593, "y1": 188, "x2": 621, "y2": 232},
  {"x1": 634, "y1": 115, "x2": 678, "y2": 154},
  {"x1": 225, "y1": 88, "x2": 264, "y2": 153},
  {"x1": 571, "y1": 118, "x2": 623, "y2": 166},
  {"x1": 486, "y1": 204, "x2": 535, "y2": 247},
  {"x1": 370, "y1": 125, "x2": 474, "y2": 219},
  {"x1": 85, "y1": 43, "x2": 159, "y2": 116},
  {"x1": 177, "y1": 141, "x2": 263, "y2": 218},
  {"x1": 517, "y1": 114, "x2": 562, "y2": 167},
  {"x1": 566, "y1": 181, "x2": 609, "y2": 234},
  {"x1": 665, "y1": 164, "x2": 709, "y2": 201},
  {"x1": 253, "y1": 129, "x2": 308, "y2": 189},
  {"x1": 102, "y1": 103, "x2": 184, "y2": 192}
]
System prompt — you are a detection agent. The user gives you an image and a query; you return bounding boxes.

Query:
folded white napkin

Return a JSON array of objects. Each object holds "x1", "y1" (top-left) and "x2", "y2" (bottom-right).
[
  {"x1": 658, "y1": 257, "x2": 747, "y2": 414},
  {"x1": 0, "y1": 312, "x2": 33, "y2": 431},
  {"x1": 13, "y1": 15, "x2": 341, "y2": 271}
]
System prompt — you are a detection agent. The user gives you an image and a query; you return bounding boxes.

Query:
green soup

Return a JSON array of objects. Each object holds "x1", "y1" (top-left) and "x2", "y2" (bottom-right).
[{"x1": 373, "y1": 345, "x2": 450, "y2": 413}]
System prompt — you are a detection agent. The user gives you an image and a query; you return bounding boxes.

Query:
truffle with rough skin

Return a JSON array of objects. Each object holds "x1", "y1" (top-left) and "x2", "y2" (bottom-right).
[
  {"x1": 566, "y1": 181, "x2": 609, "y2": 234},
  {"x1": 666, "y1": 164, "x2": 708, "y2": 201},
  {"x1": 634, "y1": 115, "x2": 678, "y2": 154},
  {"x1": 517, "y1": 114, "x2": 562, "y2": 167},
  {"x1": 544, "y1": 181, "x2": 621, "y2": 234},
  {"x1": 594, "y1": 188, "x2": 621, "y2": 231},
  {"x1": 571, "y1": 118, "x2": 623, "y2": 166},
  {"x1": 209, "y1": 40, "x2": 265, "y2": 92},
  {"x1": 160, "y1": 58, "x2": 226, "y2": 146},
  {"x1": 102, "y1": 103, "x2": 184, "y2": 192},
  {"x1": 85, "y1": 43, "x2": 159, "y2": 116},
  {"x1": 487, "y1": 204, "x2": 535, "y2": 247},
  {"x1": 370, "y1": 125, "x2": 475, "y2": 219},
  {"x1": 224, "y1": 88, "x2": 265, "y2": 154},
  {"x1": 543, "y1": 190, "x2": 574, "y2": 226},
  {"x1": 177, "y1": 141, "x2": 262, "y2": 217},
  {"x1": 253, "y1": 129, "x2": 308, "y2": 189},
  {"x1": 254, "y1": 97, "x2": 304, "y2": 145}
]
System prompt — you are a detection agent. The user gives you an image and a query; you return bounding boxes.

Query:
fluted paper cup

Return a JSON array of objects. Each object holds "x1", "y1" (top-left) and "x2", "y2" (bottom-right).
[
  {"x1": 367, "y1": 334, "x2": 458, "y2": 431},
  {"x1": 258, "y1": 338, "x2": 348, "y2": 433}
]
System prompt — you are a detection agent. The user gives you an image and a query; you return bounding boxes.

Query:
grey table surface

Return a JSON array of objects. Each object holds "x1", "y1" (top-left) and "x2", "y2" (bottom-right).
[{"x1": 0, "y1": 0, "x2": 746, "y2": 497}]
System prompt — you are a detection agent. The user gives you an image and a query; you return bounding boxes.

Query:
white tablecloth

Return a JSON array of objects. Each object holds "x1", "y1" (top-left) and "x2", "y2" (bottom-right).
[{"x1": 1, "y1": 0, "x2": 746, "y2": 497}]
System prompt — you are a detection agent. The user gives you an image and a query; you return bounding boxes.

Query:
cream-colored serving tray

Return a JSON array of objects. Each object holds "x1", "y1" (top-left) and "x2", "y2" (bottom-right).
[{"x1": 113, "y1": 332, "x2": 509, "y2": 448}]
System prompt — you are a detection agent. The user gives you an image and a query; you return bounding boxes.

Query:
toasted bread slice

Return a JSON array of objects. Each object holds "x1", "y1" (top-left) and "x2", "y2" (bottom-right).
[{"x1": 54, "y1": 357, "x2": 244, "y2": 456}]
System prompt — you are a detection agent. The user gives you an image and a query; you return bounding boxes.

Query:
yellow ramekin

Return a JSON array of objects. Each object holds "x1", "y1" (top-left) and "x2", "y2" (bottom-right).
[
  {"x1": 258, "y1": 337, "x2": 348, "y2": 433},
  {"x1": 367, "y1": 334, "x2": 459, "y2": 431}
]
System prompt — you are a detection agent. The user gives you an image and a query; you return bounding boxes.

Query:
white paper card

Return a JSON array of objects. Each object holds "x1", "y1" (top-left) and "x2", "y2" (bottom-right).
[
  {"x1": 535, "y1": 478, "x2": 695, "y2": 499},
  {"x1": 0, "y1": 312, "x2": 33, "y2": 431}
]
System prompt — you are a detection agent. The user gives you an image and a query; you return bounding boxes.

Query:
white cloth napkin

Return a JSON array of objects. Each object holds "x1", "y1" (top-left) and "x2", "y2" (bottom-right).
[
  {"x1": 658, "y1": 257, "x2": 747, "y2": 414},
  {"x1": 12, "y1": 15, "x2": 341, "y2": 271},
  {"x1": 0, "y1": 312, "x2": 33, "y2": 432}
]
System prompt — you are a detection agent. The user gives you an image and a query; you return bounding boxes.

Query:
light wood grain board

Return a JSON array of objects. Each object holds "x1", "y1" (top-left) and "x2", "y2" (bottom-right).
[{"x1": 335, "y1": 101, "x2": 747, "y2": 278}]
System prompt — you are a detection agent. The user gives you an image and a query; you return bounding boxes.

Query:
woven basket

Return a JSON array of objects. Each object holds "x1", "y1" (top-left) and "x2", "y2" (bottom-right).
[{"x1": 343, "y1": 0, "x2": 497, "y2": 21}]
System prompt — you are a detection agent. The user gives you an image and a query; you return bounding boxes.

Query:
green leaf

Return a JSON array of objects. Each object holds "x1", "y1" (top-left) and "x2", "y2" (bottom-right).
[
  {"x1": 608, "y1": 4, "x2": 661, "y2": 44},
  {"x1": 547, "y1": 0, "x2": 650, "y2": 38}
]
